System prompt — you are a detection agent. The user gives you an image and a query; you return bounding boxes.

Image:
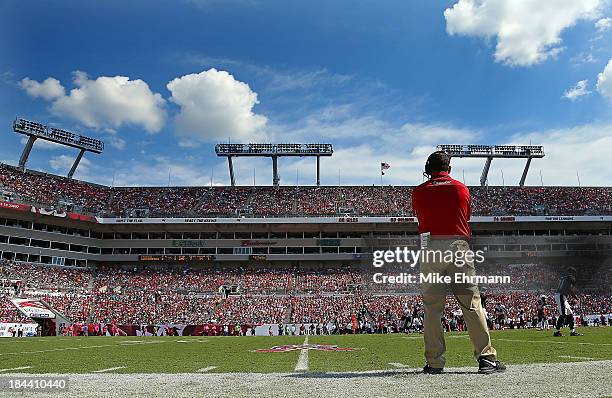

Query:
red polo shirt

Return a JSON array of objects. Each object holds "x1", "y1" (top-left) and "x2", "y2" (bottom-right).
[{"x1": 412, "y1": 171, "x2": 471, "y2": 238}]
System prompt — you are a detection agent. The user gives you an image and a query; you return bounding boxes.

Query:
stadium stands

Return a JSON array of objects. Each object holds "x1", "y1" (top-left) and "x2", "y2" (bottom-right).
[
  {"x1": 2, "y1": 163, "x2": 612, "y2": 217},
  {"x1": 1, "y1": 260, "x2": 610, "y2": 329},
  {"x1": 1, "y1": 163, "x2": 611, "y2": 333}
]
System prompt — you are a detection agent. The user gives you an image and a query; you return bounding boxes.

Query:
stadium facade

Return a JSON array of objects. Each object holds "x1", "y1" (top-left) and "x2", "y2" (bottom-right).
[
  {"x1": 1, "y1": 163, "x2": 611, "y2": 337},
  {"x1": 1, "y1": 202, "x2": 612, "y2": 271}
]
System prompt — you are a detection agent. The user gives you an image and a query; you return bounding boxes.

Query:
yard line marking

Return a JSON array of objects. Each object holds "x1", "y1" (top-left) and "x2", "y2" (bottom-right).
[
  {"x1": 196, "y1": 366, "x2": 217, "y2": 373},
  {"x1": 404, "y1": 335, "x2": 466, "y2": 339},
  {"x1": 0, "y1": 366, "x2": 32, "y2": 372},
  {"x1": 559, "y1": 355, "x2": 594, "y2": 360},
  {"x1": 175, "y1": 339, "x2": 208, "y2": 344},
  {"x1": 388, "y1": 362, "x2": 409, "y2": 368},
  {"x1": 294, "y1": 336, "x2": 309, "y2": 372},
  {"x1": 0, "y1": 341, "x2": 163, "y2": 356},
  {"x1": 92, "y1": 366, "x2": 126, "y2": 373},
  {"x1": 495, "y1": 338, "x2": 612, "y2": 346}
]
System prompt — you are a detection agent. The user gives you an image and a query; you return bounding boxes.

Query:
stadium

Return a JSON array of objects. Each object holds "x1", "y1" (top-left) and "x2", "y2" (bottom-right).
[
  {"x1": 0, "y1": 127, "x2": 610, "y2": 396},
  {"x1": 3, "y1": 1, "x2": 612, "y2": 395}
]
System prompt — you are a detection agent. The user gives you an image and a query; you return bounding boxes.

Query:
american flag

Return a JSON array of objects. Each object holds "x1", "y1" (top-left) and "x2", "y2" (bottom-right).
[{"x1": 381, "y1": 162, "x2": 390, "y2": 175}]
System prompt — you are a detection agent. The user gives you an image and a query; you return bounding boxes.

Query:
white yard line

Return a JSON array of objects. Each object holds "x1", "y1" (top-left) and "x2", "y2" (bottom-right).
[
  {"x1": 0, "y1": 366, "x2": 32, "y2": 372},
  {"x1": 0, "y1": 341, "x2": 163, "y2": 356},
  {"x1": 388, "y1": 362, "x2": 409, "y2": 368},
  {"x1": 403, "y1": 335, "x2": 467, "y2": 340},
  {"x1": 559, "y1": 355, "x2": 594, "y2": 360},
  {"x1": 92, "y1": 366, "x2": 126, "y2": 373},
  {"x1": 495, "y1": 338, "x2": 612, "y2": 346},
  {"x1": 294, "y1": 336, "x2": 309, "y2": 372},
  {"x1": 196, "y1": 366, "x2": 217, "y2": 373}
]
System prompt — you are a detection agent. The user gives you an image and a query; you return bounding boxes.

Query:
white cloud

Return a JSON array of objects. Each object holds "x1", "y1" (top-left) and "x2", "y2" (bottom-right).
[
  {"x1": 107, "y1": 136, "x2": 127, "y2": 150},
  {"x1": 167, "y1": 68, "x2": 267, "y2": 146},
  {"x1": 266, "y1": 68, "x2": 353, "y2": 92},
  {"x1": 184, "y1": 54, "x2": 354, "y2": 93},
  {"x1": 595, "y1": 16, "x2": 612, "y2": 31},
  {"x1": 19, "y1": 77, "x2": 65, "y2": 100},
  {"x1": 235, "y1": 109, "x2": 482, "y2": 186},
  {"x1": 506, "y1": 124, "x2": 612, "y2": 186},
  {"x1": 43, "y1": 120, "x2": 612, "y2": 187},
  {"x1": 21, "y1": 72, "x2": 166, "y2": 133},
  {"x1": 596, "y1": 57, "x2": 612, "y2": 99},
  {"x1": 570, "y1": 51, "x2": 598, "y2": 65},
  {"x1": 112, "y1": 156, "x2": 215, "y2": 186},
  {"x1": 45, "y1": 154, "x2": 219, "y2": 187},
  {"x1": 562, "y1": 80, "x2": 591, "y2": 101},
  {"x1": 18, "y1": 136, "x2": 64, "y2": 150},
  {"x1": 444, "y1": 0, "x2": 605, "y2": 66},
  {"x1": 397, "y1": 123, "x2": 477, "y2": 144},
  {"x1": 49, "y1": 154, "x2": 92, "y2": 174}
]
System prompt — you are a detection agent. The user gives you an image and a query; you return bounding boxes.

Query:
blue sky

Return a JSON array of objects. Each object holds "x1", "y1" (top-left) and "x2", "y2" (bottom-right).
[{"x1": 1, "y1": 0, "x2": 612, "y2": 186}]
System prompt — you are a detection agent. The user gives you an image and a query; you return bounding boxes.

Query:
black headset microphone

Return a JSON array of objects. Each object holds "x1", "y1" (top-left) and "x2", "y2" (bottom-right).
[{"x1": 423, "y1": 158, "x2": 432, "y2": 179}]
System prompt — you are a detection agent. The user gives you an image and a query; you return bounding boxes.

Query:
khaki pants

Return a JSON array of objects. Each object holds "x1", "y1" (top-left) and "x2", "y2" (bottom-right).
[{"x1": 420, "y1": 238, "x2": 496, "y2": 368}]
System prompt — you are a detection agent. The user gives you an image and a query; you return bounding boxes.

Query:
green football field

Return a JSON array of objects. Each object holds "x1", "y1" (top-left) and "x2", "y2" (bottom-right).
[{"x1": 0, "y1": 327, "x2": 610, "y2": 374}]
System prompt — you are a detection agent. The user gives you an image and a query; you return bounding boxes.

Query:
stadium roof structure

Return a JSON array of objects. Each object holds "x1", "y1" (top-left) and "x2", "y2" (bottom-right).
[
  {"x1": 215, "y1": 143, "x2": 333, "y2": 186},
  {"x1": 437, "y1": 144, "x2": 545, "y2": 187},
  {"x1": 13, "y1": 118, "x2": 104, "y2": 178}
]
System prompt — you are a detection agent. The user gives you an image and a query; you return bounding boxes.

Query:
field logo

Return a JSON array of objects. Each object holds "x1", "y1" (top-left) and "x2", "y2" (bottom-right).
[{"x1": 254, "y1": 344, "x2": 358, "y2": 353}]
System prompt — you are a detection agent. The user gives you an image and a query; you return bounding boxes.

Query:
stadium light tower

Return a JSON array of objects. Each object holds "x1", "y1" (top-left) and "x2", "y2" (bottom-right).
[
  {"x1": 215, "y1": 143, "x2": 333, "y2": 186},
  {"x1": 13, "y1": 118, "x2": 104, "y2": 179},
  {"x1": 437, "y1": 144, "x2": 545, "y2": 187}
]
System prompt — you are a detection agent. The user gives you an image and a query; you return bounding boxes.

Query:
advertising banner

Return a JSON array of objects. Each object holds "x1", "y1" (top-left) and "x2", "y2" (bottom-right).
[
  {"x1": 0, "y1": 322, "x2": 38, "y2": 337},
  {"x1": 10, "y1": 298, "x2": 56, "y2": 319}
]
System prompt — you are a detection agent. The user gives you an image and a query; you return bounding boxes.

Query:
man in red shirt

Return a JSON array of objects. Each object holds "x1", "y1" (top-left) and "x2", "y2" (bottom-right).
[{"x1": 412, "y1": 151, "x2": 504, "y2": 374}]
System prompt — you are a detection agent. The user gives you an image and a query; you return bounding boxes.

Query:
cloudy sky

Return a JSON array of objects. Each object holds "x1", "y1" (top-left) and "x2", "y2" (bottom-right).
[{"x1": 1, "y1": 0, "x2": 612, "y2": 187}]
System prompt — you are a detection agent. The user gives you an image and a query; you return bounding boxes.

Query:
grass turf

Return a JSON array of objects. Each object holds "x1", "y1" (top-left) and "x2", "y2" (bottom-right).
[{"x1": 0, "y1": 327, "x2": 609, "y2": 374}]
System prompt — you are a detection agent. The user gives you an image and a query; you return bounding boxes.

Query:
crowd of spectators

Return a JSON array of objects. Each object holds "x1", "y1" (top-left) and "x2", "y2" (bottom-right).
[
  {"x1": 0, "y1": 255, "x2": 612, "y2": 330},
  {"x1": 0, "y1": 164, "x2": 109, "y2": 213},
  {"x1": 0, "y1": 261, "x2": 91, "y2": 293},
  {"x1": 296, "y1": 269, "x2": 362, "y2": 293},
  {"x1": 1, "y1": 260, "x2": 611, "y2": 325},
  {"x1": 1, "y1": 259, "x2": 610, "y2": 326},
  {"x1": 290, "y1": 295, "x2": 357, "y2": 324},
  {"x1": 3, "y1": 163, "x2": 612, "y2": 217},
  {"x1": 218, "y1": 295, "x2": 289, "y2": 324},
  {"x1": 0, "y1": 294, "x2": 29, "y2": 323},
  {"x1": 93, "y1": 266, "x2": 294, "y2": 294}
]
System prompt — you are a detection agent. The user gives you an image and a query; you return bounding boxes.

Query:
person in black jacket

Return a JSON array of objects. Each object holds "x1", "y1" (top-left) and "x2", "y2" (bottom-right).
[{"x1": 553, "y1": 267, "x2": 583, "y2": 337}]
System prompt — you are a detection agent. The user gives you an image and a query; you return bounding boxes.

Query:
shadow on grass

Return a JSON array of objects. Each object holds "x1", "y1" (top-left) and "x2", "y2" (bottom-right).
[{"x1": 284, "y1": 369, "x2": 480, "y2": 379}]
